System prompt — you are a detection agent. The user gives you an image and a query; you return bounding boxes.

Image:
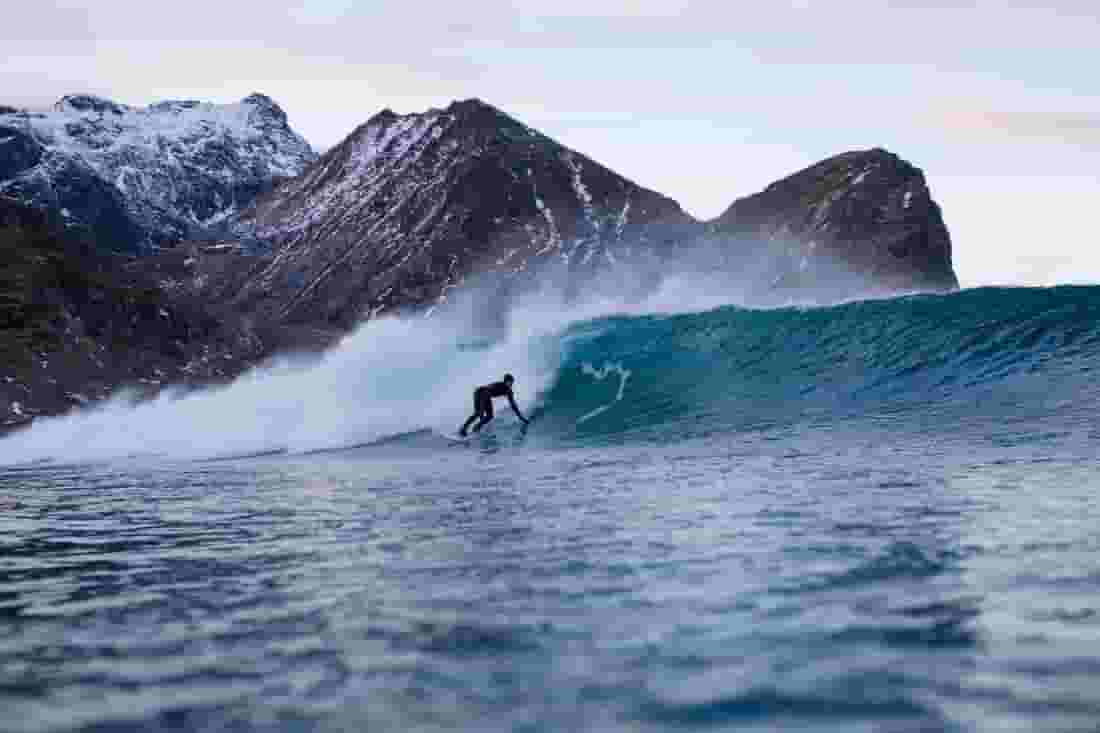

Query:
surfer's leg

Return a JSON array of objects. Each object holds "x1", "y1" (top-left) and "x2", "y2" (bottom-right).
[
  {"x1": 473, "y1": 399, "x2": 494, "y2": 432},
  {"x1": 460, "y1": 389, "x2": 485, "y2": 436}
]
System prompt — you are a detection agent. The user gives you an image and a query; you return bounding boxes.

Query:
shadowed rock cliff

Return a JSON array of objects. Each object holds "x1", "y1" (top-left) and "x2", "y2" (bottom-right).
[
  {"x1": 0, "y1": 197, "x2": 265, "y2": 430},
  {"x1": 706, "y1": 148, "x2": 958, "y2": 298}
]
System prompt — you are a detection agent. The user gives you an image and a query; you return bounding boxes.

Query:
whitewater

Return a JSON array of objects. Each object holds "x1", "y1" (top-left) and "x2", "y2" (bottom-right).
[{"x1": 2, "y1": 284, "x2": 1100, "y2": 732}]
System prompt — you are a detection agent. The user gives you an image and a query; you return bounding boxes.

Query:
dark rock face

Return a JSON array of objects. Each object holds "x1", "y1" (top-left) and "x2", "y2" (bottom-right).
[
  {"x1": 227, "y1": 99, "x2": 697, "y2": 325},
  {"x1": 707, "y1": 148, "x2": 958, "y2": 297},
  {"x1": 0, "y1": 94, "x2": 316, "y2": 253},
  {"x1": 0, "y1": 197, "x2": 265, "y2": 430},
  {"x1": 0, "y1": 124, "x2": 42, "y2": 175}
]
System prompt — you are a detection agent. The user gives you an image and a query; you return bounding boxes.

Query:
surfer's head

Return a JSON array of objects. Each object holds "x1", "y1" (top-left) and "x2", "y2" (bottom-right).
[{"x1": 503, "y1": 373, "x2": 515, "y2": 386}]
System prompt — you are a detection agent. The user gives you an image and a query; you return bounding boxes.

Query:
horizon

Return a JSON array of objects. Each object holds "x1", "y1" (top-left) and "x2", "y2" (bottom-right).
[{"x1": 4, "y1": 1, "x2": 1098, "y2": 289}]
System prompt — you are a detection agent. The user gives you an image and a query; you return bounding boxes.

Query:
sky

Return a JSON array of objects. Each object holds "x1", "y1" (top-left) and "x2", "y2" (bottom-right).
[{"x1": 3, "y1": 0, "x2": 1098, "y2": 287}]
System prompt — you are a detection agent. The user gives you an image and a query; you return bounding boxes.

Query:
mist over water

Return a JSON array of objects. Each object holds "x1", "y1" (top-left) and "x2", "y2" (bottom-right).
[
  {"x1": 0, "y1": 263, "x2": 766, "y2": 465},
  {"x1": 1, "y1": 304, "x2": 546, "y2": 464},
  {"x1": 4, "y1": 254, "x2": 1100, "y2": 466}
]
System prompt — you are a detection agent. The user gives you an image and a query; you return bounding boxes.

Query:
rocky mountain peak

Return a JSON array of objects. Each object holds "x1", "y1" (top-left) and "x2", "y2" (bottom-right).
[
  {"x1": 446, "y1": 97, "x2": 507, "y2": 121},
  {"x1": 446, "y1": 98, "x2": 546, "y2": 145},
  {"x1": 710, "y1": 147, "x2": 957, "y2": 295},
  {"x1": 369, "y1": 108, "x2": 399, "y2": 123},
  {"x1": 222, "y1": 99, "x2": 696, "y2": 325},
  {"x1": 447, "y1": 97, "x2": 492, "y2": 112},
  {"x1": 241, "y1": 92, "x2": 289, "y2": 125},
  {"x1": 53, "y1": 94, "x2": 129, "y2": 116}
]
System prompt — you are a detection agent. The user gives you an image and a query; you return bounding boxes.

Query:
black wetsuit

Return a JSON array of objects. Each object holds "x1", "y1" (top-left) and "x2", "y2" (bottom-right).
[{"x1": 460, "y1": 381, "x2": 525, "y2": 435}]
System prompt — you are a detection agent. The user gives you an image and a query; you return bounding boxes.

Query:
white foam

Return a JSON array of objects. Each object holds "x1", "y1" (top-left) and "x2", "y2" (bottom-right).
[
  {"x1": 577, "y1": 362, "x2": 631, "y2": 424},
  {"x1": 0, "y1": 261, "x2": 768, "y2": 466}
]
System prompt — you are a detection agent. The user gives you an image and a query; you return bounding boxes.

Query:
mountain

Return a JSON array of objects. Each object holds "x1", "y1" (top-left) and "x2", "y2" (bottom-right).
[
  {"x1": 0, "y1": 93, "x2": 316, "y2": 253},
  {"x1": 184, "y1": 103, "x2": 956, "y2": 326},
  {"x1": 707, "y1": 148, "x2": 958, "y2": 297},
  {"x1": 223, "y1": 99, "x2": 697, "y2": 325}
]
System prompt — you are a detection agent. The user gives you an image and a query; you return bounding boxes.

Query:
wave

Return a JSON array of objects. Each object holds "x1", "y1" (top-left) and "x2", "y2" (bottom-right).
[
  {"x1": 539, "y1": 285, "x2": 1100, "y2": 442},
  {"x1": 3, "y1": 285, "x2": 1099, "y2": 464}
]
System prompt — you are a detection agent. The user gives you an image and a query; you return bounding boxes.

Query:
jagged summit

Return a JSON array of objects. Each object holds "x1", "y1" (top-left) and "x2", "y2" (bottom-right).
[
  {"x1": 242, "y1": 92, "x2": 281, "y2": 108},
  {"x1": 445, "y1": 97, "x2": 512, "y2": 120},
  {"x1": 237, "y1": 93, "x2": 292, "y2": 126},
  {"x1": 448, "y1": 97, "x2": 491, "y2": 110},
  {"x1": 0, "y1": 92, "x2": 316, "y2": 252},
  {"x1": 54, "y1": 94, "x2": 128, "y2": 115}
]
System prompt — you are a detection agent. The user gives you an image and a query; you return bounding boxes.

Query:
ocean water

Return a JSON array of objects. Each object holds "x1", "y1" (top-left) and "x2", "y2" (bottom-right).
[{"x1": 2, "y1": 286, "x2": 1100, "y2": 732}]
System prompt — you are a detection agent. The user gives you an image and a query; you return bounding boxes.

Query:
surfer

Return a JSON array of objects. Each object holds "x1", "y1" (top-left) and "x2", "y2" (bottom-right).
[{"x1": 459, "y1": 373, "x2": 529, "y2": 436}]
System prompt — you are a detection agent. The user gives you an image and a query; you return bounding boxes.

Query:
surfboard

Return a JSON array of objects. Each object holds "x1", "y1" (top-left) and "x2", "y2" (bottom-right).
[{"x1": 436, "y1": 421, "x2": 526, "y2": 445}]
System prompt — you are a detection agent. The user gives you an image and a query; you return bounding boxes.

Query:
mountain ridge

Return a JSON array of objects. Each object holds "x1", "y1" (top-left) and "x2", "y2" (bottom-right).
[{"x1": 204, "y1": 99, "x2": 957, "y2": 325}]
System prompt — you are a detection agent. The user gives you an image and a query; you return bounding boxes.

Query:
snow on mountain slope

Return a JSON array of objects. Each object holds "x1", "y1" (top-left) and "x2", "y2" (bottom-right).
[
  {"x1": 0, "y1": 93, "x2": 316, "y2": 252},
  {"x1": 227, "y1": 99, "x2": 697, "y2": 325}
]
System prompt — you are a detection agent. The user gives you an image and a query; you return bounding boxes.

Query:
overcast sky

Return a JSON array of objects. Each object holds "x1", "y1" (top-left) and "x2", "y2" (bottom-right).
[{"x1": 4, "y1": 0, "x2": 1098, "y2": 287}]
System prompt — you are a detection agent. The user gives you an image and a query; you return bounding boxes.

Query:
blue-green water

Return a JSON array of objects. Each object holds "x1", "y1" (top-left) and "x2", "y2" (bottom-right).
[{"x1": 2, "y1": 287, "x2": 1100, "y2": 731}]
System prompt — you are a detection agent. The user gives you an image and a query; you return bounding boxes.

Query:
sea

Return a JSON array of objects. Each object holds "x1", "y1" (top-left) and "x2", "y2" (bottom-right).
[{"x1": 2, "y1": 285, "x2": 1099, "y2": 732}]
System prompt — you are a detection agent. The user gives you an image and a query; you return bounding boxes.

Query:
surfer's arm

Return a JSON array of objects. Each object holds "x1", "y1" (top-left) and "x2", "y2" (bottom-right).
[{"x1": 508, "y1": 391, "x2": 528, "y2": 423}]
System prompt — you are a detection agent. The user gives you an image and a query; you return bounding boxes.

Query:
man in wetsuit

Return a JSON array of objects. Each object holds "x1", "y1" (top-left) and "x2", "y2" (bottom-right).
[{"x1": 459, "y1": 373, "x2": 529, "y2": 436}]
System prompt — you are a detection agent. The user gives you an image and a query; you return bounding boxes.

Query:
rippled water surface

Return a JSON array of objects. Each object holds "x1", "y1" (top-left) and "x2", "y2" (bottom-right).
[{"x1": 3, "y1": 421, "x2": 1100, "y2": 733}]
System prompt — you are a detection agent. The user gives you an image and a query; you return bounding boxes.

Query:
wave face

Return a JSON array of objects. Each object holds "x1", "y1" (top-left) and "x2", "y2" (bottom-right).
[
  {"x1": 3, "y1": 285, "x2": 1099, "y2": 463},
  {"x1": 541, "y1": 286, "x2": 1100, "y2": 443}
]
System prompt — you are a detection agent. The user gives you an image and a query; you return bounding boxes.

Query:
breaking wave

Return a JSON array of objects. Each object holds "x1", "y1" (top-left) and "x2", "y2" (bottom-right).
[
  {"x1": 543, "y1": 285, "x2": 1100, "y2": 443},
  {"x1": 3, "y1": 285, "x2": 1100, "y2": 464}
]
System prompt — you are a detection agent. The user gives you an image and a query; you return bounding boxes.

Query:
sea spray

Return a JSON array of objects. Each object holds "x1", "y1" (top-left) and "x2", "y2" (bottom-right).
[
  {"x1": 0, "y1": 309, "x2": 557, "y2": 464},
  {"x1": 11, "y1": 280, "x2": 1097, "y2": 465},
  {"x1": 0, "y1": 267, "x2": 767, "y2": 465}
]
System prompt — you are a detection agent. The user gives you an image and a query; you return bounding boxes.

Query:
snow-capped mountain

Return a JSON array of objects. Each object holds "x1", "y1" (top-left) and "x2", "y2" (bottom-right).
[
  {"x1": 0, "y1": 93, "x2": 316, "y2": 252},
  {"x1": 227, "y1": 99, "x2": 697, "y2": 324}
]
